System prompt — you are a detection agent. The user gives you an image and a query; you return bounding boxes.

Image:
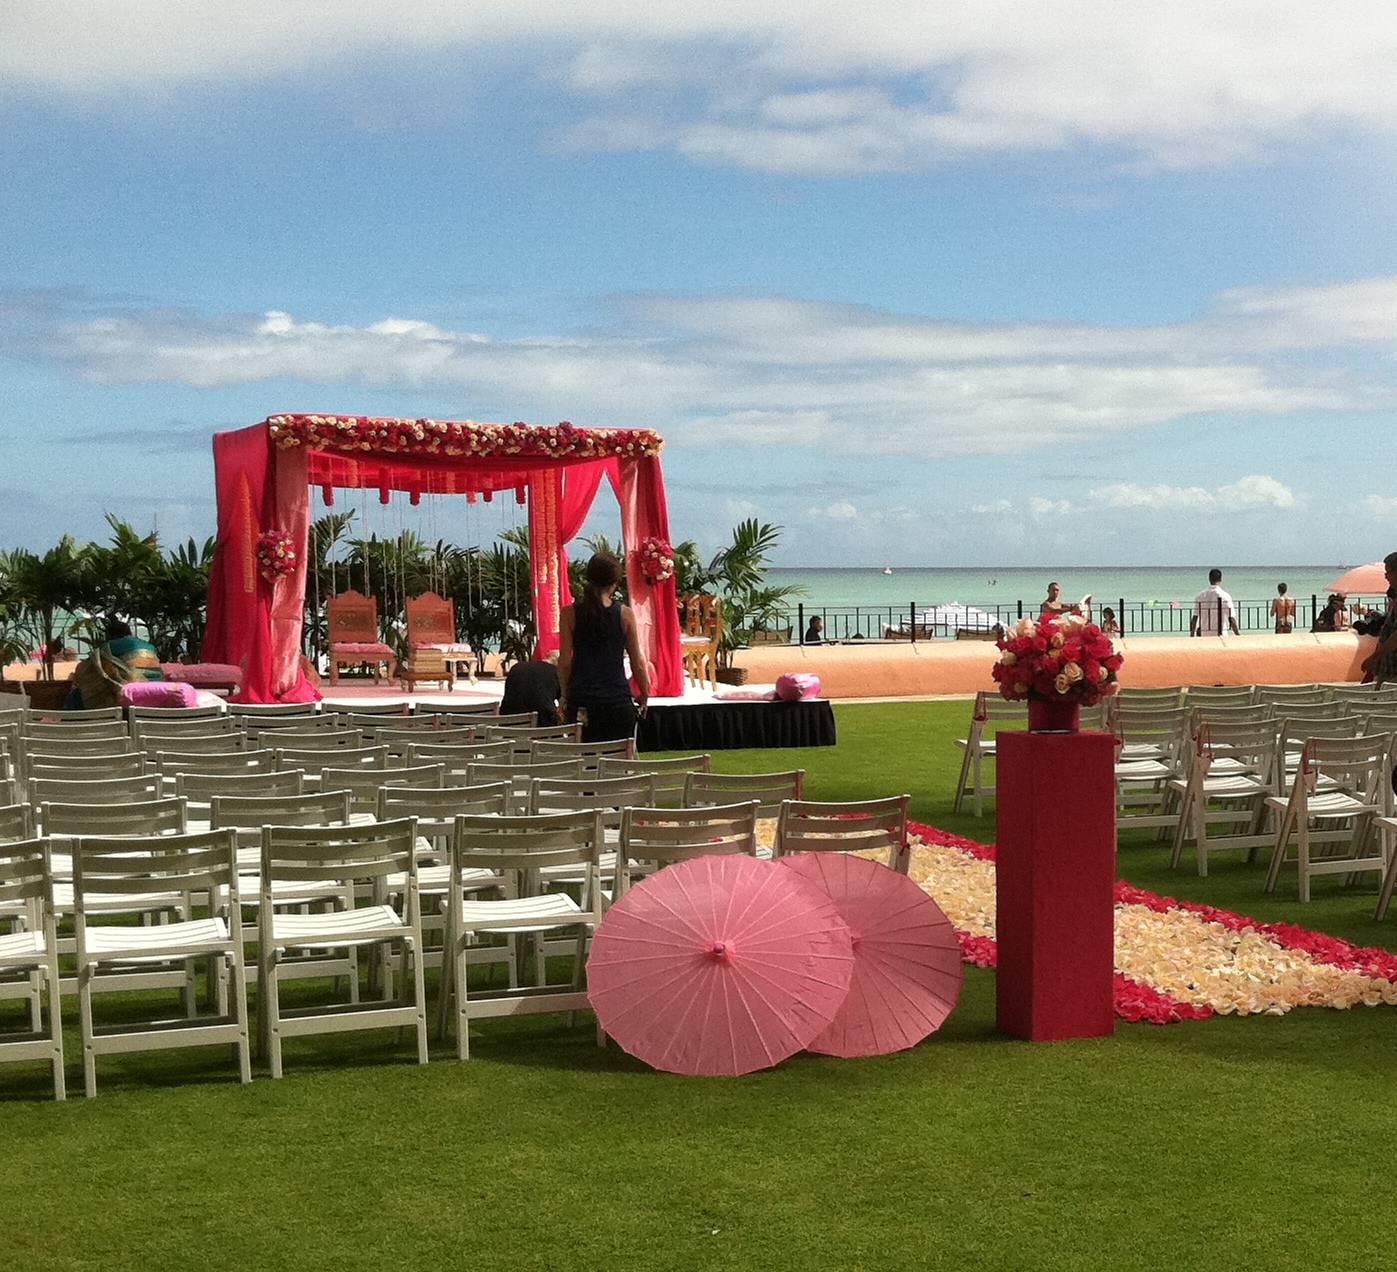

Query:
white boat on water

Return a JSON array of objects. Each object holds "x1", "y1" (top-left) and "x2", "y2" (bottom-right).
[{"x1": 916, "y1": 603, "x2": 1000, "y2": 631}]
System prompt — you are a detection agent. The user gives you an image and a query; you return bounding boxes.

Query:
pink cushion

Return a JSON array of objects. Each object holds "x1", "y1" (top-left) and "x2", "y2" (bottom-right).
[
  {"x1": 775, "y1": 672, "x2": 822, "y2": 701},
  {"x1": 119, "y1": 681, "x2": 199, "y2": 708},
  {"x1": 331, "y1": 643, "x2": 395, "y2": 657}
]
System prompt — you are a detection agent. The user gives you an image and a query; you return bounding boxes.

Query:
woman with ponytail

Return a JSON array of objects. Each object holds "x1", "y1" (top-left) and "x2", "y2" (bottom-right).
[{"x1": 558, "y1": 551, "x2": 649, "y2": 742}]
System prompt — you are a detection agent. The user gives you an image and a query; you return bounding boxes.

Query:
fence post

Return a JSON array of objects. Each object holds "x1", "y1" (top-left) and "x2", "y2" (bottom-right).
[
  {"x1": 797, "y1": 603, "x2": 805, "y2": 645},
  {"x1": 1118, "y1": 597, "x2": 1125, "y2": 637},
  {"x1": 910, "y1": 602, "x2": 917, "y2": 644}
]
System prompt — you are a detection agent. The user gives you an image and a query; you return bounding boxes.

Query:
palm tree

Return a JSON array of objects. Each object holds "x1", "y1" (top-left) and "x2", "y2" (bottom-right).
[
  {"x1": 684, "y1": 519, "x2": 806, "y2": 670},
  {"x1": 5, "y1": 535, "x2": 98, "y2": 678}
]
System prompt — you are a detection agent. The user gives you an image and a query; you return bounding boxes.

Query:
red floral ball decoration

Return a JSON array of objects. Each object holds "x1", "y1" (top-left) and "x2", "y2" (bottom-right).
[
  {"x1": 255, "y1": 529, "x2": 297, "y2": 584},
  {"x1": 638, "y1": 537, "x2": 676, "y2": 585},
  {"x1": 991, "y1": 613, "x2": 1123, "y2": 704}
]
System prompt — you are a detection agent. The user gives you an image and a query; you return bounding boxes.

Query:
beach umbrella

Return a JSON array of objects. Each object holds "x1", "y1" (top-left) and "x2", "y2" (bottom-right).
[
  {"x1": 780, "y1": 852, "x2": 963, "y2": 1058},
  {"x1": 587, "y1": 855, "x2": 854, "y2": 1076},
  {"x1": 1325, "y1": 563, "x2": 1389, "y2": 595}
]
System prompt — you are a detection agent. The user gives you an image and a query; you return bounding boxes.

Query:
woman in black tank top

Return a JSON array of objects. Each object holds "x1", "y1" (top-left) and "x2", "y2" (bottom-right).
[{"x1": 558, "y1": 552, "x2": 650, "y2": 742}]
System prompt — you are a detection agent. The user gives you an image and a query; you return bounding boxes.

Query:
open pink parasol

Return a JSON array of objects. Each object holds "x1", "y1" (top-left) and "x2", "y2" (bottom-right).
[
  {"x1": 587, "y1": 855, "x2": 854, "y2": 1076},
  {"x1": 780, "y1": 852, "x2": 963, "y2": 1058},
  {"x1": 1325, "y1": 563, "x2": 1389, "y2": 595}
]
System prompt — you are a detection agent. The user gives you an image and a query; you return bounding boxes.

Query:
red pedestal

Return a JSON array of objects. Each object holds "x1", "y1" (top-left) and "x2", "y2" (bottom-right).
[{"x1": 995, "y1": 730, "x2": 1116, "y2": 1041}]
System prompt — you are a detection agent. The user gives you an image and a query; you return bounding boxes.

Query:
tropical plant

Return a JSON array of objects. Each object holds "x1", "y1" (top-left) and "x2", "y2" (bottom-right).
[
  {"x1": 4, "y1": 534, "x2": 99, "y2": 678},
  {"x1": 675, "y1": 519, "x2": 806, "y2": 670},
  {"x1": 84, "y1": 516, "x2": 216, "y2": 661}
]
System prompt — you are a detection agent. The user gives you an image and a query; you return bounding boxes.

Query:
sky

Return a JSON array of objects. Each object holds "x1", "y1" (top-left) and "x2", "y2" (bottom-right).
[{"x1": 3, "y1": 1, "x2": 1397, "y2": 568}]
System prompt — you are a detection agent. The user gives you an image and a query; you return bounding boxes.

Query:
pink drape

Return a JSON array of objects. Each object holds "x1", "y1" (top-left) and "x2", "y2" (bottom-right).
[
  {"x1": 268, "y1": 446, "x2": 318, "y2": 701},
  {"x1": 614, "y1": 456, "x2": 683, "y2": 697}
]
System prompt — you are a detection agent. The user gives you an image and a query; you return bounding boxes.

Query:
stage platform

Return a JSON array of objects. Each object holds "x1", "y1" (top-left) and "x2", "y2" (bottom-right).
[{"x1": 314, "y1": 679, "x2": 837, "y2": 752}]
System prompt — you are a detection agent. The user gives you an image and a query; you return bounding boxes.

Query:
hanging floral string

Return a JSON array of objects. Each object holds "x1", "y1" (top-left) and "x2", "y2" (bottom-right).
[
  {"x1": 638, "y1": 536, "x2": 676, "y2": 585},
  {"x1": 256, "y1": 528, "x2": 297, "y2": 584}
]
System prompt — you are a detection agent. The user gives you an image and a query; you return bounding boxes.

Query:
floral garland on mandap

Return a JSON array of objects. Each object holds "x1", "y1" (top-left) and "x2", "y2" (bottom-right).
[
  {"x1": 266, "y1": 414, "x2": 664, "y2": 461},
  {"x1": 637, "y1": 537, "x2": 676, "y2": 585},
  {"x1": 255, "y1": 529, "x2": 297, "y2": 583},
  {"x1": 992, "y1": 611, "x2": 1123, "y2": 704}
]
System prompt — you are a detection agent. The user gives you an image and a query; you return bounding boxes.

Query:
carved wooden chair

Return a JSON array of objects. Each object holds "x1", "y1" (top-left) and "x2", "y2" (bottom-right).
[
  {"x1": 677, "y1": 593, "x2": 722, "y2": 693},
  {"x1": 404, "y1": 591, "x2": 475, "y2": 685},
  {"x1": 326, "y1": 590, "x2": 398, "y2": 685}
]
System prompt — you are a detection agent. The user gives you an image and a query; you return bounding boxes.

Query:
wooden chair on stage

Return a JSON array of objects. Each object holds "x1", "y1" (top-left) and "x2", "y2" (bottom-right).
[
  {"x1": 403, "y1": 591, "x2": 475, "y2": 689},
  {"x1": 326, "y1": 590, "x2": 398, "y2": 685},
  {"x1": 678, "y1": 593, "x2": 721, "y2": 693}
]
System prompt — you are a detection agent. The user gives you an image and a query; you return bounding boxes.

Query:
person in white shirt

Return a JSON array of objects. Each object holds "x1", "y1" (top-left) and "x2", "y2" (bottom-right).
[{"x1": 1191, "y1": 568, "x2": 1240, "y2": 636}]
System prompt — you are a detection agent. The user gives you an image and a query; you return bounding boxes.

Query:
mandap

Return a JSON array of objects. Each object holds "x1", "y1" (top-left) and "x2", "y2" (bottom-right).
[{"x1": 202, "y1": 413, "x2": 683, "y2": 703}]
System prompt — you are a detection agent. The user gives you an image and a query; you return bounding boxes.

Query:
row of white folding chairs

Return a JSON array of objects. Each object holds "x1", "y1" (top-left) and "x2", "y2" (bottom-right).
[
  {"x1": 1, "y1": 788, "x2": 911, "y2": 1091},
  {"x1": 1161, "y1": 727, "x2": 1397, "y2": 905}
]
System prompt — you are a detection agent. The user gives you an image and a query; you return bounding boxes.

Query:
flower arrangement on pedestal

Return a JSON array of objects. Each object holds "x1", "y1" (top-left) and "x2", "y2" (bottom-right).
[
  {"x1": 992, "y1": 613, "x2": 1123, "y2": 711},
  {"x1": 255, "y1": 529, "x2": 297, "y2": 584},
  {"x1": 637, "y1": 536, "x2": 675, "y2": 585}
]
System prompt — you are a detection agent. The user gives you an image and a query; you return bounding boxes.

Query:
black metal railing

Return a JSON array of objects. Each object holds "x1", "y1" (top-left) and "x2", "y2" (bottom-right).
[{"x1": 772, "y1": 595, "x2": 1337, "y2": 644}]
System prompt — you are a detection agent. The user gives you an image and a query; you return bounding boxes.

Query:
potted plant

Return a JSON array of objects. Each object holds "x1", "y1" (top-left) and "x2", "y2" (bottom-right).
[{"x1": 672, "y1": 520, "x2": 806, "y2": 685}]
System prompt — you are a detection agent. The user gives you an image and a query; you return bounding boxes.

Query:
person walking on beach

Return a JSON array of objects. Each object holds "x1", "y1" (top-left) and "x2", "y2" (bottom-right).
[
  {"x1": 1191, "y1": 569, "x2": 1240, "y2": 637},
  {"x1": 558, "y1": 551, "x2": 649, "y2": 742},
  {"x1": 1361, "y1": 553, "x2": 1397, "y2": 685},
  {"x1": 1271, "y1": 583, "x2": 1295, "y2": 634}
]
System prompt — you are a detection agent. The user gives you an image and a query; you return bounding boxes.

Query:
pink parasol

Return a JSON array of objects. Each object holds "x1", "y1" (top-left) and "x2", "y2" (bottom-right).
[
  {"x1": 587, "y1": 855, "x2": 854, "y2": 1076},
  {"x1": 1325, "y1": 563, "x2": 1389, "y2": 595},
  {"x1": 780, "y1": 852, "x2": 963, "y2": 1058}
]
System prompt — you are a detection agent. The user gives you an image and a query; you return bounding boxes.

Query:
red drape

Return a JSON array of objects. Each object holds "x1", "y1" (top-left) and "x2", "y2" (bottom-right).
[{"x1": 202, "y1": 425, "x2": 280, "y2": 701}]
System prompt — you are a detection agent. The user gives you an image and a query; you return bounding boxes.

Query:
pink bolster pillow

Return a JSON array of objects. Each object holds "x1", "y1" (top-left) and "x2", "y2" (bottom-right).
[
  {"x1": 775, "y1": 672, "x2": 821, "y2": 701},
  {"x1": 119, "y1": 681, "x2": 200, "y2": 708}
]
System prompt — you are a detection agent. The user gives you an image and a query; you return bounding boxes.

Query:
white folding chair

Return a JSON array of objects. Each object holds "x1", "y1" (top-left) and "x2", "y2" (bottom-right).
[
  {"x1": 595, "y1": 753, "x2": 711, "y2": 807},
  {"x1": 441, "y1": 811, "x2": 605, "y2": 1058},
  {"x1": 1262, "y1": 733, "x2": 1393, "y2": 901},
  {"x1": 1167, "y1": 721, "x2": 1280, "y2": 876},
  {"x1": 72, "y1": 829, "x2": 250, "y2": 1096},
  {"x1": 0, "y1": 837, "x2": 65, "y2": 1099},
  {"x1": 616, "y1": 800, "x2": 760, "y2": 895},
  {"x1": 954, "y1": 692, "x2": 1027, "y2": 816},
  {"x1": 258, "y1": 819, "x2": 428, "y2": 1079},
  {"x1": 773, "y1": 795, "x2": 912, "y2": 873}
]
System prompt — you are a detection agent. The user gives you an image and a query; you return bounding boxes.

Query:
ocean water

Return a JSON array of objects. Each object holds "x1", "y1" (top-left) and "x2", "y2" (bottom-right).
[{"x1": 763, "y1": 565, "x2": 1369, "y2": 639}]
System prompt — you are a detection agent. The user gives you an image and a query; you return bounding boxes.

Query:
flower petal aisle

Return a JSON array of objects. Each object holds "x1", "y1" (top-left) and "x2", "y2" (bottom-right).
[{"x1": 905, "y1": 821, "x2": 1397, "y2": 1024}]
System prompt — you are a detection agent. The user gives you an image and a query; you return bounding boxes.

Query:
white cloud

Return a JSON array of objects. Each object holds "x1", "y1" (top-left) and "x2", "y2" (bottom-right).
[
  {"x1": 1362, "y1": 494, "x2": 1397, "y2": 518},
  {"x1": 6, "y1": 3, "x2": 1397, "y2": 175},
  {"x1": 808, "y1": 501, "x2": 859, "y2": 520},
  {"x1": 1090, "y1": 474, "x2": 1297, "y2": 510},
  {"x1": 5, "y1": 278, "x2": 1395, "y2": 462},
  {"x1": 1028, "y1": 497, "x2": 1073, "y2": 516}
]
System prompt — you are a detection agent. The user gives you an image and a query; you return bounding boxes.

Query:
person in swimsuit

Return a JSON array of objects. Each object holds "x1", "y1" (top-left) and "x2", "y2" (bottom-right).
[
  {"x1": 1271, "y1": 583, "x2": 1295, "y2": 633},
  {"x1": 558, "y1": 552, "x2": 649, "y2": 743}
]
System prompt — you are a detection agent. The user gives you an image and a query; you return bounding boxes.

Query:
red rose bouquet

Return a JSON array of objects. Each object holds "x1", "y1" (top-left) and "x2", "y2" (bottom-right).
[
  {"x1": 637, "y1": 537, "x2": 675, "y2": 585},
  {"x1": 255, "y1": 529, "x2": 297, "y2": 584},
  {"x1": 991, "y1": 613, "x2": 1123, "y2": 704}
]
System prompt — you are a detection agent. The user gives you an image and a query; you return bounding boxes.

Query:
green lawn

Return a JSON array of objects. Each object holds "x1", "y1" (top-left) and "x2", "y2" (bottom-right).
[{"x1": 4, "y1": 701, "x2": 1396, "y2": 1271}]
